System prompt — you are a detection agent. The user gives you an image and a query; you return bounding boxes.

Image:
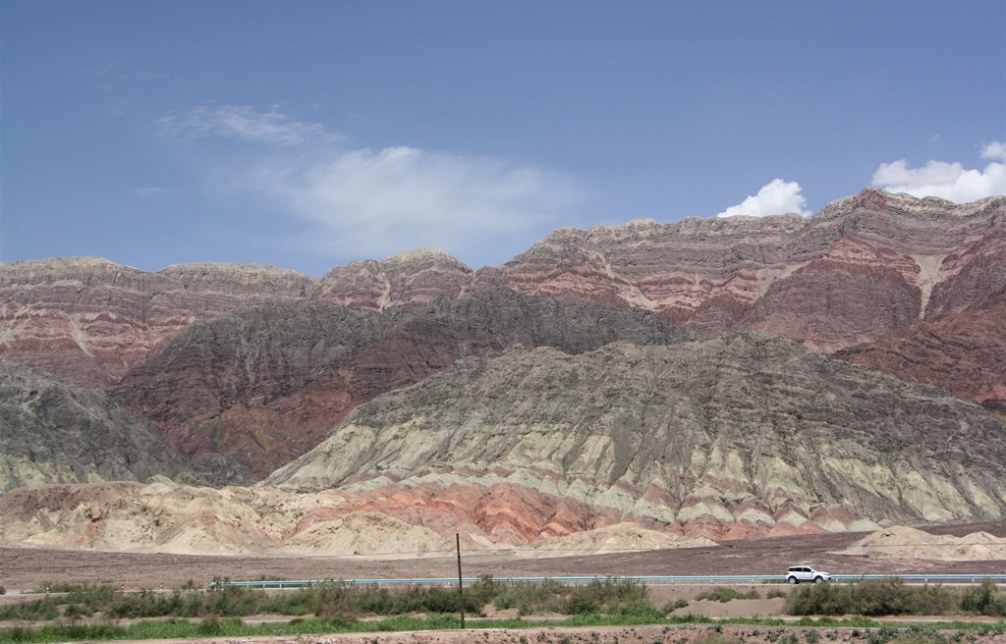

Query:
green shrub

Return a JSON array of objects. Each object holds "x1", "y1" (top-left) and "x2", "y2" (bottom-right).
[
  {"x1": 608, "y1": 597, "x2": 662, "y2": 620},
  {"x1": 858, "y1": 579, "x2": 912, "y2": 615},
  {"x1": 901, "y1": 584, "x2": 956, "y2": 615},
  {"x1": 696, "y1": 587, "x2": 759, "y2": 602},
  {"x1": 662, "y1": 598, "x2": 689, "y2": 612},
  {"x1": 961, "y1": 580, "x2": 1006, "y2": 616},
  {"x1": 197, "y1": 616, "x2": 224, "y2": 636},
  {"x1": 787, "y1": 578, "x2": 1003, "y2": 618},
  {"x1": 564, "y1": 588, "x2": 601, "y2": 615},
  {"x1": 786, "y1": 582, "x2": 860, "y2": 615}
]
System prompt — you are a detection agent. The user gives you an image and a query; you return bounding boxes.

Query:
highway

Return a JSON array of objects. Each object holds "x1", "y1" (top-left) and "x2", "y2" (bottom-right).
[{"x1": 217, "y1": 573, "x2": 1006, "y2": 589}]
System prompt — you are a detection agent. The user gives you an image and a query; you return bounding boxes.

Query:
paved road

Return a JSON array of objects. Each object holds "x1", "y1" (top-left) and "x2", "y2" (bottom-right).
[{"x1": 218, "y1": 573, "x2": 1006, "y2": 589}]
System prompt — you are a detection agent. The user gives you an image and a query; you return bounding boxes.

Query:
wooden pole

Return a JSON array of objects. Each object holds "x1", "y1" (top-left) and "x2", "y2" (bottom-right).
[{"x1": 456, "y1": 533, "x2": 465, "y2": 629}]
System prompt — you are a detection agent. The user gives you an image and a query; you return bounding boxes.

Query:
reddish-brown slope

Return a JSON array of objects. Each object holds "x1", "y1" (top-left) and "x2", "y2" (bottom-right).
[
  {"x1": 0, "y1": 258, "x2": 312, "y2": 387},
  {"x1": 112, "y1": 290, "x2": 692, "y2": 476},
  {"x1": 839, "y1": 296, "x2": 1006, "y2": 418},
  {"x1": 3, "y1": 190, "x2": 1002, "y2": 414},
  {"x1": 314, "y1": 248, "x2": 473, "y2": 309},
  {"x1": 0, "y1": 252, "x2": 471, "y2": 388},
  {"x1": 118, "y1": 320, "x2": 517, "y2": 474},
  {"x1": 477, "y1": 191, "x2": 1003, "y2": 348},
  {"x1": 837, "y1": 230, "x2": 1006, "y2": 415}
]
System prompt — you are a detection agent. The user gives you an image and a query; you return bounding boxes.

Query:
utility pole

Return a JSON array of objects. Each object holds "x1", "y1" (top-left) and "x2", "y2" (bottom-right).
[{"x1": 456, "y1": 533, "x2": 465, "y2": 629}]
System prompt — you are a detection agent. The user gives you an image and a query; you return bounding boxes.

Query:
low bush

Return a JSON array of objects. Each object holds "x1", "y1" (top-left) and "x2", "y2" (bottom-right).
[
  {"x1": 468, "y1": 576, "x2": 651, "y2": 617},
  {"x1": 786, "y1": 579, "x2": 1005, "y2": 617},
  {"x1": 961, "y1": 579, "x2": 1006, "y2": 616},
  {"x1": 696, "y1": 587, "x2": 759, "y2": 602},
  {"x1": 662, "y1": 598, "x2": 689, "y2": 612}
]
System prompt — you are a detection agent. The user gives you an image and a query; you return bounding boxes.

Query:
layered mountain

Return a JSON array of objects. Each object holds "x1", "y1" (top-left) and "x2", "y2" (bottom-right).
[
  {"x1": 0, "y1": 257, "x2": 313, "y2": 387},
  {"x1": 2, "y1": 190, "x2": 1002, "y2": 416},
  {"x1": 1, "y1": 189, "x2": 1004, "y2": 548},
  {"x1": 314, "y1": 248, "x2": 473, "y2": 309},
  {"x1": 267, "y1": 334, "x2": 1006, "y2": 541},
  {"x1": 836, "y1": 228, "x2": 1006, "y2": 417},
  {"x1": 113, "y1": 288, "x2": 695, "y2": 476},
  {"x1": 0, "y1": 360, "x2": 250, "y2": 493}
]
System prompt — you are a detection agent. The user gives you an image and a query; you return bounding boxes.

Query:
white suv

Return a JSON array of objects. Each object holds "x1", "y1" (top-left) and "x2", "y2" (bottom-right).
[{"x1": 786, "y1": 565, "x2": 831, "y2": 584}]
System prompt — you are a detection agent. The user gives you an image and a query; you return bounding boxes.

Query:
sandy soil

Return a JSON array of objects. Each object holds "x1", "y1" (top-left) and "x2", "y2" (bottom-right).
[
  {"x1": 839, "y1": 525, "x2": 1006, "y2": 561},
  {"x1": 3, "y1": 521, "x2": 1005, "y2": 591}
]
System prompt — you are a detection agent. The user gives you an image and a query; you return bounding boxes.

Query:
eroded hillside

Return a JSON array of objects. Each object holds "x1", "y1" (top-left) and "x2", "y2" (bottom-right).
[
  {"x1": 112, "y1": 288, "x2": 695, "y2": 475},
  {"x1": 268, "y1": 334, "x2": 1006, "y2": 540}
]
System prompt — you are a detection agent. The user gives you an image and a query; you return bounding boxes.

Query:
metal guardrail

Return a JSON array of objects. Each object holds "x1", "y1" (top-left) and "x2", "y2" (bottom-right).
[{"x1": 215, "y1": 573, "x2": 1006, "y2": 589}]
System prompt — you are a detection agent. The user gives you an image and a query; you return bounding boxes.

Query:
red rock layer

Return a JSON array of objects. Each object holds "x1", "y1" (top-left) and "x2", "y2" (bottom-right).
[
  {"x1": 478, "y1": 191, "x2": 1003, "y2": 349},
  {"x1": 314, "y1": 249, "x2": 473, "y2": 309},
  {"x1": 0, "y1": 258, "x2": 312, "y2": 387},
  {"x1": 326, "y1": 482, "x2": 868, "y2": 543},
  {"x1": 3, "y1": 190, "x2": 1002, "y2": 410},
  {"x1": 116, "y1": 320, "x2": 520, "y2": 475}
]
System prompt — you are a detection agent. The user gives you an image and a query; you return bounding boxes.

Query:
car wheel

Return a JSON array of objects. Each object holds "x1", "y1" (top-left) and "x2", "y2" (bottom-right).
[
  {"x1": 788, "y1": 577, "x2": 798, "y2": 585},
  {"x1": 814, "y1": 576, "x2": 824, "y2": 584}
]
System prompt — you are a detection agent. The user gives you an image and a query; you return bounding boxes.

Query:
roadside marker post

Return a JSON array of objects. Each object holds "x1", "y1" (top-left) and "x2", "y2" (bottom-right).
[{"x1": 456, "y1": 533, "x2": 465, "y2": 629}]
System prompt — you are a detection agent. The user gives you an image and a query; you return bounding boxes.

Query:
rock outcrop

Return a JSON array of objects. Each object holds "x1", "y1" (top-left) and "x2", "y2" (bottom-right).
[
  {"x1": 0, "y1": 481, "x2": 453, "y2": 556},
  {"x1": 0, "y1": 480, "x2": 715, "y2": 555},
  {"x1": 0, "y1": 258, "x2": 312, "y2": 387},
  {"x1": 3, "y1": 190, "x2": 1002, "y2": 414},
  {"x1": 480, "y1": 191, "x2": 1002, "y2": 343},
  {"x1": 113, "y1": 288, "x2": 696, "y2": 476},
  {"x1": 0, "y1": 361, "x2": 183, "y2": 493},
  {"x1": 268, "y1": 334, "x2": 1006, "y2": 540},
  {"x1": 2, "y1": 188, "x2": 1002, "y2": 554},
  {"x1": 315, "y1": 248, "x2": 473, "y2": 309},
  {"x1": 837, "y1": 229, "x2": 1006, "y2": 416}
]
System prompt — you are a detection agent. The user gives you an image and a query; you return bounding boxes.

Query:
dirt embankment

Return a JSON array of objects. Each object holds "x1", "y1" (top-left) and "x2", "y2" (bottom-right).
[{"x1": 51, "y1": 623, "x2": 1006, "y2": 644}]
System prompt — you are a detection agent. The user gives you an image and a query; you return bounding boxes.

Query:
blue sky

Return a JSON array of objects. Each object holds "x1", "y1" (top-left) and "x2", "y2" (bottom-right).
[{"x1": 2, "y1": 1, "x2": 1004, "y2": 277}]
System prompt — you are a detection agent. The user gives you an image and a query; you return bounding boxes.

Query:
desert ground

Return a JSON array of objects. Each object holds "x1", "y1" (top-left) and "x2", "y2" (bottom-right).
[
  {"x1": 4, "y1": 521, "x2": 1006, "y2": 591},
  {"x1": 43, "y1": 625, "x2": 1006, "y2": 644},
  {"x1": 3, "y1": 522, "x2": 1005, "y2": 643}
]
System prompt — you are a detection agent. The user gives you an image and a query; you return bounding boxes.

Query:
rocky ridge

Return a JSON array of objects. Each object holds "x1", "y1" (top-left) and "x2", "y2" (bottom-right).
[
  {"x1": 267, "y1": 333, "x2": 1006, "y2": 540},
  {"x1": 2, "y1": 190, "x2": 1002, "y2": 415},
  {"x1": 0, "y1": 360, "x2": 250, "y2": 493},
  {"x1": 481, "y1": 191, "x2": 1003, "y2": 345},
  {"x1": 315, "y1": 248, "x2": 473, "y2": 309},
  {"x1": 112, "y1": 287, "x2": 696, "y2": 476},
  {"x1": 0, "y1": 257, "x2": 312, "y2": 387},
  {"x1": 837, "y1": 228, "x2": 1006, "y2": 415},
  {"x1": 1, "y1": 188, "x2": 1003, "y2": 546}
]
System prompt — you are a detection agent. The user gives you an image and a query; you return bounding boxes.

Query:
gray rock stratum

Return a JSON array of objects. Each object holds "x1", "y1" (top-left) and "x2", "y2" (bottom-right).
[
  {"x1": 113, "y1": 287, "x2": 697, "y2": 476},
  {"x1": 0, "y1": 360, "x2": 253, "y2": 492},
  {"x1": 2, "y1": 190, "x2": 1003, "y2": 416},
  {"x1": 267, "y1": 334, "x2": 1006, "y2": 540}
]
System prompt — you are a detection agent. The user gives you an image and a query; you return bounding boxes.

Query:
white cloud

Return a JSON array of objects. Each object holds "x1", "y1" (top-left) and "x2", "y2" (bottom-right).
[
  {"x1": 162, "y1": 106, "x2": 581, "y2": 263},
  {"x1": 982, "y1": 141, "x2": 1006, "y2": 161},
  {"x1": 872, "y1": 141, "x2": 1006, "y2": 202},
  {"x1": 160, "y1": 105, "x2": 336, "y2": 147},
  {"x1": 257, "y1": 146, "x2": 580, "y2": 259},
  {"x1": 715, "y1": 179, "x2": 809, "y2": 218}
]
